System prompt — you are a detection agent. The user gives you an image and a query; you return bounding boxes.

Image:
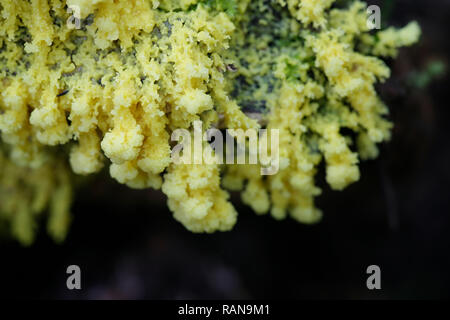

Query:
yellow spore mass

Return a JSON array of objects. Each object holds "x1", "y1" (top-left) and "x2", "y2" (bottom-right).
[{"x1": 0, "y1": 0, "x2": 420, "y2": 244}]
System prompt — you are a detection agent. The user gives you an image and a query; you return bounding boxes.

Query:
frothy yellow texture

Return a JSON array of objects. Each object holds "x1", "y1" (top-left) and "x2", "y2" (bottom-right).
[{"x1": 0, "y1": 0, "x2": 420, "y2": 244}]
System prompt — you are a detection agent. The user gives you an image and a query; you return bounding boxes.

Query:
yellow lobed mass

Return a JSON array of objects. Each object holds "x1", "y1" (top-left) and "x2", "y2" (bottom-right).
[{"x1": 0, "y1": 0, "x2": 420, "y2": 244}]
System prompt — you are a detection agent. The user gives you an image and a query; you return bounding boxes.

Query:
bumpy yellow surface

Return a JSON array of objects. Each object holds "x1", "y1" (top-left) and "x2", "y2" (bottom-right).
[{"x1": 0, "y1": 0, "x2": 420, "y2": 244}]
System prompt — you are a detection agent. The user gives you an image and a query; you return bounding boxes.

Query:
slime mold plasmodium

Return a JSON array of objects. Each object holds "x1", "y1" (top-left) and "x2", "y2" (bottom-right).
[{"x1": 0, "y1": 0, "x2": 420, "y2": 244}]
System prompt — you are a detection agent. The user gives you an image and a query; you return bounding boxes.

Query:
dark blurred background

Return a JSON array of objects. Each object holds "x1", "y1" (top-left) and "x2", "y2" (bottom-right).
[{"x1": 1, "y1": 0, "x2": 450, "y2": 300}]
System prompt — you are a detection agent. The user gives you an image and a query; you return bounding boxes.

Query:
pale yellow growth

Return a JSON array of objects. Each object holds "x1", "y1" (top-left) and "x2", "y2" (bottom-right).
[
  {"x1": 373, "y1": 22, "x2": 422, "y2": 58},
  {"x1": 162, "y1": 161, "x2": 238, "y2": 233},
  {"x1": 0, "y1": 0, "x2": 420, "y2": 242},
  {"x1": 0, "y1": 148, "x2": 72, "y2": 245},
  {"x1": 278, "y1": 0, "x2": 335, "y2": 27}
]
